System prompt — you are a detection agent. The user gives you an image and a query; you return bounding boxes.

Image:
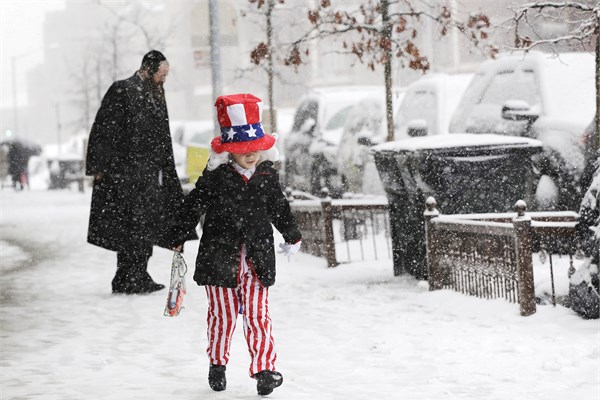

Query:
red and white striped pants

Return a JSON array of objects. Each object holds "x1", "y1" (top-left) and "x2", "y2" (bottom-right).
[{"x1": 205, "y1": 246, "x2": 277, "y2": 376}]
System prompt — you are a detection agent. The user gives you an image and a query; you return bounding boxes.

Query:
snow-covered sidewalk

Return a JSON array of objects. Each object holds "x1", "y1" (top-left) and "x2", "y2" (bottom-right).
[{"x1": 1, "y1": 189, "x2": 598, "y2": 400}]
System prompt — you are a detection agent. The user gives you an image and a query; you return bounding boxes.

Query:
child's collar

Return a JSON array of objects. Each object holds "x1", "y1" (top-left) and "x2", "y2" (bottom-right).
[{"x1": 232, "y1": 162, "x2": 256, "y2": 179}]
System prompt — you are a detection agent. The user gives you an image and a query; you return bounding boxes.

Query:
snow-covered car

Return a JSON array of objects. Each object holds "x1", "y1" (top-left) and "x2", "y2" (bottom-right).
[
  {"x1": 448, "y1": 51, "x2": 596, "y2": 211},
  {"x1": 336, "y1": 91, "x2": 405, "y2": 195},
  {"x1": 283, "y1": 86, "x2": 383, "y2": 197}
]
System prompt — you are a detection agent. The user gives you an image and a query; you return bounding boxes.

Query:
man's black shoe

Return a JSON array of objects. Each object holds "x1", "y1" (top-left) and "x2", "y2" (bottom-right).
[
  {"x1": 208, "y1": 364, "x2": 226, "y2": 391},
  {"x1": 112, "y1": 281, "x2": 164, "y2": 295},
  {"x1": 254, "y1": 370, "x2": 283, "y2": 396},
  {"x1": 136, "y1": 281, "x2": 165, "y2": 294}
]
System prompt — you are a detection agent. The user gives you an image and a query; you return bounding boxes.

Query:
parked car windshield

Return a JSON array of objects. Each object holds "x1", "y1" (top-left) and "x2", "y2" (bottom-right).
[
  {"x1": 450, "y1": 68, "x2": 541, "y2": 134},
  {"x1": 395, "y1": 89, "x2": 438, "y2": 135},
  {"x1": 325, "y1": 105, "x2": 353, "y2": 130}
]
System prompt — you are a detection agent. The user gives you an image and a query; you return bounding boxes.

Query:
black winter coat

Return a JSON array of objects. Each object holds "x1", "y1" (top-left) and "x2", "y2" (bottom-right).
[
  {"x1": 86, "y1": 72, "x2": 197, "y2": 251},
  {"x1": 174, "y1": 161, "x2": 302, "y2": 288}
]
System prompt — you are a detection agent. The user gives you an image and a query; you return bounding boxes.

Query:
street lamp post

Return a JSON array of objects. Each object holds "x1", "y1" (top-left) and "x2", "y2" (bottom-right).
[
  {"x1": 8, "y1": 45, "x2": 56, "y2": 138},
  {"x1": 55, "y1": 102, "x2": 62, "y2": 154},
  {"x1": 208, "y1": 0, "x2": 222, "y2": 133},
  {"x1": 11, "y1": 56, "x2": 19, "y2": 135},
  {"x1": 10, "y1": 49, "x2": 39, "y2": 138}
]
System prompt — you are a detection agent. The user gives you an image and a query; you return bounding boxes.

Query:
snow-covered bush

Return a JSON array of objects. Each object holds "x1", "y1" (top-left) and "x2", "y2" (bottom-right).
[{"x1": 569, "y1": 159, "x2": 599, "y2": 319}]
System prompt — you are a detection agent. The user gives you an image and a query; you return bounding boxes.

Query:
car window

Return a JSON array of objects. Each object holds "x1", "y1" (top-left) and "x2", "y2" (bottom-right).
[
  {"x1": 395, "y1": 89, "x2": 438, "y2": 135},
  {"x1": 292, "y1": 101, "x2": 318, "y2": 131},
  {"x1": 450, "y1": 68, "x2": 541, "y2": 135},
  {"x1": 479, "y1": 69, "x2": 540, "y2": 108},
  {"x1": 325, "y1": 105, "x2": 353, "y2": 130},
  {"x1": 343, "y1": 99, "x2": 384, "y2": 140}
]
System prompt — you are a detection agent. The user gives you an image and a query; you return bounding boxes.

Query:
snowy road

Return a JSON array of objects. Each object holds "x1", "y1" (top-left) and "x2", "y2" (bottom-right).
[{"x1": 1, "y1": 189, "x2": 598, "y2": 400}]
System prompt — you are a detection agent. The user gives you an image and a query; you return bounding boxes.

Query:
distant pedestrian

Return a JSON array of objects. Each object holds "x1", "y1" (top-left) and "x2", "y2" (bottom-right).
[
  {"x1": 4, "y1": 140, "x2": 41, "y2": 191},
  {"x1": 86, "y1": 50, "x2": 197, "y2": 295},
  {"x1": 7, "y1": 141, "x2": 32, "y2": 190},
  {"x1": 171, "y1": 94, "x2": 302, "y2": 396}
]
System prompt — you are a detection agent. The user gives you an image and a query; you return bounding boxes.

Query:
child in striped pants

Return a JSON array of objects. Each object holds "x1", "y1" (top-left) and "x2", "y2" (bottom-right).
[{"x1": 173, "y1": 94, "x2": 302, "y2": 396}]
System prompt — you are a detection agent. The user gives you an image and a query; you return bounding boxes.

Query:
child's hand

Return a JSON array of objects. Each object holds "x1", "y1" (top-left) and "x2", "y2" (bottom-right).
[
  {"x1": 173, "y1": 244, "x2": 183, "y2": 252},
  {"x1": 278, "y1": 240, "x2": 301, "y2": 263}
]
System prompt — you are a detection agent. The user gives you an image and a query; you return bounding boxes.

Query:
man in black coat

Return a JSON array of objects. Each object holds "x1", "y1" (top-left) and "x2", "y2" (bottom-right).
[{"x1": 86, "y1": 50, "x2": 196, "y2": 294}]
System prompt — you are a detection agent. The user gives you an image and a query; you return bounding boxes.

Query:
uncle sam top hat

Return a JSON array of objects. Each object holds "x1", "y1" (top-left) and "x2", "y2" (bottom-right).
[{"x1": 211, "y1": 93, "x2": 276, "y2": 154}]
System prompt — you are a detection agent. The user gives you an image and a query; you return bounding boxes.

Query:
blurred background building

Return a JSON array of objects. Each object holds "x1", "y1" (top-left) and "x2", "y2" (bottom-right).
[{"x1": 0, "y1": 0, "x2": 594, "y2": 145}]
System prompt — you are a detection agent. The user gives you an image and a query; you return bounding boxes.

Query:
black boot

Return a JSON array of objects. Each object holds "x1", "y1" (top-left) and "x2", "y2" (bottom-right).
[
  {"x1": 208, "y1": 364, "x2": 226, "y2": 391},
  {"x1": 254, "y1": 370, "x2": 283, "y2": 396},
  {"x1": 114, "y1": 248, "x2": 164, "y2": 294},
  {"x1": 133, "y1": 271, "x2": 165, "y2": 294}
]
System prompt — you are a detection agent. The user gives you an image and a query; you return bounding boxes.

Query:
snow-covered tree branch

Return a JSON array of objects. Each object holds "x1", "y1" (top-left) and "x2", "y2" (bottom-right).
[{"x1": 263, "y1": 0, "x2": 495, "y2": 141}]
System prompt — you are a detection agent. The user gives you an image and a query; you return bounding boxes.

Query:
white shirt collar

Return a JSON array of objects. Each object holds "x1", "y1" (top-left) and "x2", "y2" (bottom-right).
[{"x1": 232, "y1": 163, "x2": 255, "y2": 180}]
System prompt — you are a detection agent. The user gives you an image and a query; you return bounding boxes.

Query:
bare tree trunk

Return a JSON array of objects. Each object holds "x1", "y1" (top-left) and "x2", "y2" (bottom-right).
[
  {"x1": 596, "y1": 13, "x2": 599, "y2": 153},
  {"x1": 209, "y1": 0, "x2": 222, "y2": 131},
  {"x1": 110, "y1": 22, "x2": 120, "y2": 82},
  {"x1": 382, "y1": 0, "x2": 394, "y2": 142},
  {"x1": 96, "y1": 57, "x2": 102, "y2": 104},
  {"x1": 267, "y1": 0, "x2": 277, "y2": 133}
]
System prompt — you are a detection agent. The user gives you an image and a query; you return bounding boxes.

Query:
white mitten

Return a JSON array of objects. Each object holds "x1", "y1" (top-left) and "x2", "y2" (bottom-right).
[
  {"x1": 207, "y1": 150, "x2": 230, "y2": 171},
  {"x1": 278, "y1": 240, "x2": 302, "y2": 263}
]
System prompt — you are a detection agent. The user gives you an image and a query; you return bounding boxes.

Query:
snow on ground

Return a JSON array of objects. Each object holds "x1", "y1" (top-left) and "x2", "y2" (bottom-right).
[{"x1": 1, "y1": 189, "x2": 599, "y2": 400}]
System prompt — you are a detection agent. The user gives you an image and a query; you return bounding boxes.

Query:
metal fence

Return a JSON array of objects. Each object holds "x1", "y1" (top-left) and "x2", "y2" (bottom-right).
[
  {"x1": 287, "y1": 191, "x2": 392, "y2": 267},
  {"x1": 424, "y1": 197, "x2": 579, "y2": 316}
]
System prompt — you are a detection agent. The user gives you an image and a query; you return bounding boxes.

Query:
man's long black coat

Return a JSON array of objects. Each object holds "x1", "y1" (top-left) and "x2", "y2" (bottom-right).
[
  {"x1": 174, "y1": 161, "x2": 302, "y2": 288},
  {"x1": 86, "y1": 72, "x2": 195, "y2": 252}
]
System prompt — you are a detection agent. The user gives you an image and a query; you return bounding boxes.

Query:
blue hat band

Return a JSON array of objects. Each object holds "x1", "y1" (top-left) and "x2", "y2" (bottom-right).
[{"x1": 220, "y1": 123, "x2": 264, "y2": 143}]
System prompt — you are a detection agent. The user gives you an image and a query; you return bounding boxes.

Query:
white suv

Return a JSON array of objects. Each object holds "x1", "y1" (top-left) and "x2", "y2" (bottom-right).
[{"x1": 449, "y1": 51, "x2": 596, "y2": 211}]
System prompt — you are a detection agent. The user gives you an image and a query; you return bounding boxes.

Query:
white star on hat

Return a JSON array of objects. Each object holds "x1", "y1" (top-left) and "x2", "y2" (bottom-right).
[
  {"x1": 226, "y1": 128, "x2": 236, "y2": 140},
  {"x1": 246, "y1": 126, "x2": 257, "y2": 137}
]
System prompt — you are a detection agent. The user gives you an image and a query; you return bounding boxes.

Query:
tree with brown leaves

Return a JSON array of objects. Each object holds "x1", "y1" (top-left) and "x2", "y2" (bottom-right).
[{"x1": 269, "y1": 0, "x2": 497, "y2": 141}]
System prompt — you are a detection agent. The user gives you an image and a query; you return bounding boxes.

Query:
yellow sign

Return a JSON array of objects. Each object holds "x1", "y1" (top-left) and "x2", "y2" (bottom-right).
[{"x1": 186, "y1": 145, "x2": 210, "y2": 184}]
